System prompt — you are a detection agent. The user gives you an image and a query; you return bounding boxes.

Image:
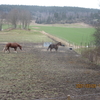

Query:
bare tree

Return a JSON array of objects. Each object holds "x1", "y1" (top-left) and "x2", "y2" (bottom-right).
[
  {"x1": 7, "y1": 9, "x2": 19, "y2": 28},
  {"x1": 0, "y1": 11, "x2": 5, "y2": 31},
  {"x1": 19, "y1": 10, "x2": 31, "y2": 29},
  {"x1": 6, "y1": 8, "x2": 31, "y2": 29}
]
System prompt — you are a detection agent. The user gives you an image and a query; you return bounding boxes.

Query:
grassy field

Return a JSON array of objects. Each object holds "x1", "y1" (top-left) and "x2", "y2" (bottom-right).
[
  {"x1": 2, "y1": 24, "x2": 13, "y2": 30},
  {"x1": 0, "y1": 29, "x2": 52, "y2": 43},
  {"x1": 31, "y1": 25, "x2": 95, "y2": 46}
]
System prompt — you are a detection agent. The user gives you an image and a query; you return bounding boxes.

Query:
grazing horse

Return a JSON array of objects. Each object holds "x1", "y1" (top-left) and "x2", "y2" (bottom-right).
[
  {"x1": 47, "y1": 42, "x2": 64, "y2": 51},
  {"x1": 3, "y1": 42, "x2": 22, "y2": 53}
]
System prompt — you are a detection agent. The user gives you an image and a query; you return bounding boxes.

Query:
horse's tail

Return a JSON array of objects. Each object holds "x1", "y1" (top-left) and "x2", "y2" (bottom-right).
[{"x1": 47, "y1": 47, "x2": 49, "y2": 51}]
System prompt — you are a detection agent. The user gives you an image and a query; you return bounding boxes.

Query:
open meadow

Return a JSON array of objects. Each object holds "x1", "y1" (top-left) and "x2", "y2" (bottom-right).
[
  {"x1": 0, "y1": 27, "x2": 100, "y2": 100},
  {"x1": 0, "y1": 29, "x2": 53, "y2": 43},
  {"x1": 31, "y1": 23, "x2": 95, "y2": 46}
]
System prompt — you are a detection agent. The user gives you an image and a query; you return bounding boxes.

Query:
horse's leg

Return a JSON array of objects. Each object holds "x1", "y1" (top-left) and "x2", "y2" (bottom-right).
[
  {"x1": 47, "y1": 45, "x2": 51, "y2": 51},
  {"x1": 55, "y1": 47, "x2": 58, "y2": 51},
  {"x1": 50, "y1": 48, "x2": 52, "y2": 51},
  {"x1": 4, "y1": 47, "x2": 10, "y2": 53},
  {"x1": 55, "y1": 48, "x2": 57, "y2": 51},
  {"x1": 3, "y1": 47, "x2": 6, "y2": 52},
  {"x1": 8, "y1": 47, "x2": 10, "y2": 53},
  {"x1": 3, "y1": 47, "x2": 8, "y2": 53},
  {"x1": 14, "y1": 47, "x2": 17, "y2": 53}
]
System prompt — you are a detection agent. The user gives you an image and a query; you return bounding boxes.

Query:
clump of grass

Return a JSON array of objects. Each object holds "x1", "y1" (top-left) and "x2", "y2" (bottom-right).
[{"x1": 81, "y1": 47, "x2": 100, "y2": 64}]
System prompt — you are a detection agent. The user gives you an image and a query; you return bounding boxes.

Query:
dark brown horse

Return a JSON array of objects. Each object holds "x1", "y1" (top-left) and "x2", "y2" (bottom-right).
[
  {"x1": 3, "y1": 42, "x2": 22, "y2": 53},
  {"x1": 47, "y1": 42, "x2": 64, "y2": 51}
]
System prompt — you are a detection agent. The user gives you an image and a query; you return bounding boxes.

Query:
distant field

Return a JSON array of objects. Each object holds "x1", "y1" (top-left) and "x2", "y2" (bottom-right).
[{"x1": 31, "y1": 25, "x2": 95, "y2": 45}]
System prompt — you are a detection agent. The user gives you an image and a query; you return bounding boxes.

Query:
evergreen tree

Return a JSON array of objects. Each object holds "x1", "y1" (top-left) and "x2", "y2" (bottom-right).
[{"x1": 93, "y1": 19, "x2": 100, "y2": 46}]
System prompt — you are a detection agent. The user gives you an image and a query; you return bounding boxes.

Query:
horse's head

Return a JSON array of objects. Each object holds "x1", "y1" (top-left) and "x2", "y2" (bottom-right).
[
  {"x1": 57, "y1": 42, "x2": 62, "y2": 46},
  {"x1": 20, "y1": 46, "x2": 22, "y2": 50},
  {"x1": 18, "y1": 45, "x2": 22, "y2": 50},
  {"x1": 57, "y1": 42, "x2": 65, "y2": 46}
]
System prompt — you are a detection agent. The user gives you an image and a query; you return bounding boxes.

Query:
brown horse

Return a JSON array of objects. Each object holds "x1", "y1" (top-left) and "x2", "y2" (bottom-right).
[
  {"x1": 3, "y1": 42, "x2": 22, "y2": 53},
  {"x1": 47, "y1": 42, "x2": 64, "y2": 51}
]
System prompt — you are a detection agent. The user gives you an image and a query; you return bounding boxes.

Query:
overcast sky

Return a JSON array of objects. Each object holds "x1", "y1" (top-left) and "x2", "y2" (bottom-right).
[{"x1": 0, "y1": 0, "x2": 100, "y2": 9}]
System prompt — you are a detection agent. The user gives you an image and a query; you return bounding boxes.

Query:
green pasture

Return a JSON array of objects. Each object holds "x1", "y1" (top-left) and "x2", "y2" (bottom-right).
[
  {"x1": 31, "y1": 25, "x2": 95, "y2": 46},
  {"x1": 1, "y1": 24, "x2": 96, "y2": 46},
  {"x1": 2, "y1": 24, "x2": 13, "y2": 30},
  {"x1": 0, "y1": 29, "x2": 52, "y2": 43}
]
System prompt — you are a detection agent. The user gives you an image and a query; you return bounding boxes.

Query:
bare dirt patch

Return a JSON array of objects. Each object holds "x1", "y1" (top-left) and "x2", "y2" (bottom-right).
[{"x1": 0, "y1": 43, "x2": 100, "y2": 100}]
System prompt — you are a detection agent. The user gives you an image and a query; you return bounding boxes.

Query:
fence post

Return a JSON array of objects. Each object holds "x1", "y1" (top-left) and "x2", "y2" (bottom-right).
[{"x1": 67, "y1": 95, "x2": 70, "y2": 100}]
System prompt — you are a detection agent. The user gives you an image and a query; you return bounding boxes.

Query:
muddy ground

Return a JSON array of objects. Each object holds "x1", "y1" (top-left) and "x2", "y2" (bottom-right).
[{"x1": 0, "y1": 42, "x2": 100, "y2": 100}]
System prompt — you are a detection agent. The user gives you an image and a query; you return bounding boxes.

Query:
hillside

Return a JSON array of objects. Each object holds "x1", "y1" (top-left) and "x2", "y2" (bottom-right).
[{"x1": 0, "y1": 4, "x2": 99, "y2": 24}]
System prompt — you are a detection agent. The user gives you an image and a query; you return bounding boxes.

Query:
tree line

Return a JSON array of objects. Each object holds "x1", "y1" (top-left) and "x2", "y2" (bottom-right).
[
  {"x1": 0, "y1": 8, "x2": 31, "y2": 31},
  {"x1": 0, "y1": 4, "x2": 99, "y2": 29}
]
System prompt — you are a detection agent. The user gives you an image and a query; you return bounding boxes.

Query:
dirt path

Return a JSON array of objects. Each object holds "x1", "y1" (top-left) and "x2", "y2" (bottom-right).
[{"x1": 0, "y1": 43, "x2": 100, "y2": 100}]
